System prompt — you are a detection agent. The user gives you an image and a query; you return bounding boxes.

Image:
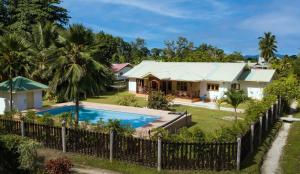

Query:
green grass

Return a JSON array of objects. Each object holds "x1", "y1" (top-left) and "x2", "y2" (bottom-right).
[{"x1": 280, "y1": 113, "x2": 300, "y2": 173}]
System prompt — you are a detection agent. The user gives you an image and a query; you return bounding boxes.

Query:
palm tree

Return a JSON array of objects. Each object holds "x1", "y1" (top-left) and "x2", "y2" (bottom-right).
[
  {"x1": 49, "y1": 24, "x2": 108, "y2": 128},
  {"x1": 224, "y1": 89, "x2": 248, "y2": 122},
  {"x1": 0, "y1": 34, "x2": 30, "y2": 111},
  {"x1": 258, "y1": 32, "x2": 277, "y2": 62},
  {"x1": 29, "y1": 22, "x2": 59, "y2": 82}
]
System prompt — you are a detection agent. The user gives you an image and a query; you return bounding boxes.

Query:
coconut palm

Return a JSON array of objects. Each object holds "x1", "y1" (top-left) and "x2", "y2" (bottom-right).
[
  {"x1": 258, "y1": 32, "x2": 277, "y2": 62},
  {"x1": 28, "y1": 22, "x2": 59, "y2": 82},
  {"x1": 49, "y1": 24, "x2": 109, "y2": 128},
  {"x1": 224, "y1": 89, "x2": 248, "y2": 122},
  {"x1": 0, "y1": 34, "x2": 31, "y2": 111}
]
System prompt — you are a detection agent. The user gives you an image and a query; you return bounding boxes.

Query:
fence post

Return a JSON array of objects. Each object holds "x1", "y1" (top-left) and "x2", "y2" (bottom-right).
[
  {"x1": 265, "y1": 111, "x2": 268, "y2": 131},
  {"x1": 270, "y1": 105, "x2": 274, "y2": 123},
  {"x1": 157, "y1": 135, "x2": 162, "y2": 172},
  {"x1": 275, "y1": 100, "x2": 279, "y2": 119},
  {"x1": 61, "y1": 120, "x2": 66, "y2": 153},
  {"x1": 20, "y1": 120, "x2": 25, "y2": 137},
  {"x1": 109, "y1": 130, "x2": 114, "y2": 163},
  {"x1": 250, "y1": 123, "x2": 254, "y2": 153},
  {"x1": 259, "y1": 116, "x2": 263, "y2": 144},
  {"x1": 236, "y1": 136, "x2": 241, "y2": 171}
]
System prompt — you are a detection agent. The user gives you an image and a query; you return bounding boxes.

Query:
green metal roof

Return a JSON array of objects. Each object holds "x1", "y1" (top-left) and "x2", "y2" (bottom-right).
[{"x1": 0, "y1": 76, "x2": 48, "y2": 92}]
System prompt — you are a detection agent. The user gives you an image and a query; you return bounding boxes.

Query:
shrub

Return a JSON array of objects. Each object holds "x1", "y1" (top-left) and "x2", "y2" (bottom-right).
[
  {"x1": 36, "y1": 113, "x2": 54, "y2": 126},
  {"x1": 24, "y1": 110, "x2": 37, "y2": 123},
  {"x1": 117, "y1": 93, "x2": 138, "y2": 106},
  {"x1": 147, "y1": 91, "x2": 169, "y2": 110},
  {"x1": 45, "y1": 157, "x2": 73, "y2": 174},
  {"x1": 58, "y1": 112, "x2": 74, "y2": 128},
  {"x1": 93, "y1": 119, "x2": 135, "y2": 136},
  {"x1": 3, "y1": 109, "x2": 17, "y2": 119},
  {"x1": 0, "y1": 135, "x2": 41, "y2": 171}
]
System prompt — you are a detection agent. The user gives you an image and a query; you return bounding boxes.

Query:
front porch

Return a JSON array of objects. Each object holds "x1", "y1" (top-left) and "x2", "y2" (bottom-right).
[{"x1": 136, "y1": 76, "x2": 202, "y2": 101}]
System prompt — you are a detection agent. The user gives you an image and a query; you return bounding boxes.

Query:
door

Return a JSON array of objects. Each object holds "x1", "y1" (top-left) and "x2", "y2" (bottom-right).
[{"x1": 26, "y1": 92, "x2": 34, "y2": 109}]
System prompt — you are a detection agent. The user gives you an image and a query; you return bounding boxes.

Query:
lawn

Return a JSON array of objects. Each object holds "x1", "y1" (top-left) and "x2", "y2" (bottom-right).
[
  {"x1": 83, "y1": 91, "x2": 243, "y2": 134},
  {"x1": 280, "y1": 111, "x2": 300, "y2": 173}
]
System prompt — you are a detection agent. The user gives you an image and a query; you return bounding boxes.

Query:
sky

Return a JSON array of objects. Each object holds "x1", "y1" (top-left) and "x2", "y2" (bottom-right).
[{"x1": 61, "y1": 0, "x2": 300, "y2": 55}]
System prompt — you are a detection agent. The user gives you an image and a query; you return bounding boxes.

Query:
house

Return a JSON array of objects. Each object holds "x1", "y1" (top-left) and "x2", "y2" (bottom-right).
[
  {"x1": 0, "y1": 76, "x2": 48, "y2": 113},
  {"x1": 123, "y1": 61, "x2": 276, "y2": 101},
  {"x1": 111, "y1": 63, "x2": 133, "y2": 80}
]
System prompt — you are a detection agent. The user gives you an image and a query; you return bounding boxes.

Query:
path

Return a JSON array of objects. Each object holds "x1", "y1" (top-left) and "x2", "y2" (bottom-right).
[
  {"x1": 261, "y1": 101, "x2": 298, "y2": 174},
  {"x1": 72, "y1": 165, "x2": 121, "y2": 174},
  {"x1": 261, "y1": 120, "x2": 292, "y2": 174}
]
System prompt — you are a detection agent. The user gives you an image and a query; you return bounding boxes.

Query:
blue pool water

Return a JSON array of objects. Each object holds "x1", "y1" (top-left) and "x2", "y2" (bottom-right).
[{"x1": 37, "y1": 106, "x2": 159, "y2": 128}]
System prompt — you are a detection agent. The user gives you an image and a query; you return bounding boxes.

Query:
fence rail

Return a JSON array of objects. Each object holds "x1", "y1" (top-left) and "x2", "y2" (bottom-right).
[{"x1": 0, "y1": 98, "x2": 283, "y2": 171}]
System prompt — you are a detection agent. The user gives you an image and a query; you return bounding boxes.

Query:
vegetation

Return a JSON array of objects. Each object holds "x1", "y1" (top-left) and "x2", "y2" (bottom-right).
[
  {"x1": 280, "y1": 121, "x2": 300, "y2": 173},
  {"x1": 45, "y1": 157, "x2": 73, "y2": 174},
  {"x1": 0, "y1": 134, "x2": 41, "y2": 172},
  {"x1": 223, "y1": 90, "x2": 248, "y2": 121},
  {"x1": 93, "y1": 119, "x2": 135, "y2": 136},
  {"x1": 258, "y1": 32, "x2": 278, "y2": 62},
  {"x1": 116, "y1": 92, "x2": 138, "y2": 106},
  {"x1": 147, "y1": 91, "x2": 171, "y2": 110}
]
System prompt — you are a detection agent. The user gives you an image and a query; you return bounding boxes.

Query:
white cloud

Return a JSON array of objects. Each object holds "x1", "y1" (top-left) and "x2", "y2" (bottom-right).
[
  {"x1": 239, "y1": 2, "x2": 300, "y2": 36},
  {"x1": 77, "y1": 0, "x2": 232, "y2": 20}
]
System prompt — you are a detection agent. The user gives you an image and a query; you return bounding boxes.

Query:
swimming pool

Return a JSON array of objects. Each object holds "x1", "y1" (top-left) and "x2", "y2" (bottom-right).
[{"x1": 37, "y1": 106, "x2": 159, "y2": 128}]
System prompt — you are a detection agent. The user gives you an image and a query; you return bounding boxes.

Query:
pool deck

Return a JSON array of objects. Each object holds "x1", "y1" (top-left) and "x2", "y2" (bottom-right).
[{"x1": 36, "y1": 102, "x2": 181, "y2": 137}]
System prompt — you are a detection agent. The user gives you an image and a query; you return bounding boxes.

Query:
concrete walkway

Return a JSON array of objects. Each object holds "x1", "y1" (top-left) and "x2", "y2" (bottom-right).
[
  {"x1": 72, "y1": 166, "x2": 121, "y2": 174},
  {"x1": 261, "y1": 120, "x2": 292, "y2": 174},
  {"x1": 173, "y1": 100, "x2": 245, "y2": 113}
]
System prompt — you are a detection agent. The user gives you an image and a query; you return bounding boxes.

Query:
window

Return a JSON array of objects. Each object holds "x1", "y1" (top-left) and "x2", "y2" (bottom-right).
[
  {"x1": 231, "y1": 83, "x2": 240, "y2": 90},
  {"x1": 177, "y1": 81, "x2": 187, "y2": 91},
  {"x1": 207, "y1": 84, "x2": 219, "y2": 91}
]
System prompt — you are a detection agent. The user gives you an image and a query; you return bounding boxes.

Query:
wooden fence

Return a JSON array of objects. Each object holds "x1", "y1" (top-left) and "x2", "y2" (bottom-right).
[{"x1": 0, "y1": 98, "x2": 283, "y2": 171}]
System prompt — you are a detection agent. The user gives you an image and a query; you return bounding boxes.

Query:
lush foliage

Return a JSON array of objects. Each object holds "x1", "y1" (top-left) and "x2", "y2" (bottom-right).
[
  {"x1": 117, "y1": 93, "x2": 138, "y2": 106},
  {"x1": 224, "y1": 90, "x2": 248, "y2": 121},
  {"x1": 93, "y1": 119, "x2": 134, "y2": 136},
  {"x1": 151, "y1": 127, "x2": 205, "y2": 142},
  {"x1": 45, "y1": 157, "x2": 73, "y2": 174},
  {"x1": 0, "y1": 135, "x2": 41, "y2": 171},
  {"x1": 147, "y1": 91, "x2": 170, "y2": 110},
  {"x1": 258, "y1": 32, "x2": 277, "y2": 62}
]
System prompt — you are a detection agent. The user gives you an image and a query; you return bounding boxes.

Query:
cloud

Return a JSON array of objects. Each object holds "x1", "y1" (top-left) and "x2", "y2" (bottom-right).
[
  {"x1": 239, "y1": 1, "x2": 300, "y2": 36},
  {"x1": 78, "y1": 0, "x2": 232, "y2": 20}
]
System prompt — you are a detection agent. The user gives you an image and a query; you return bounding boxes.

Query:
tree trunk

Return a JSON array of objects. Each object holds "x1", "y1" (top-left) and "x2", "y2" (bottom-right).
[
  {"x1": 9, "y1": 76, "x2": 13, "y2": 112},
  {"x1": 74, "y1": 97, "x2": 79, "y2": 128}
]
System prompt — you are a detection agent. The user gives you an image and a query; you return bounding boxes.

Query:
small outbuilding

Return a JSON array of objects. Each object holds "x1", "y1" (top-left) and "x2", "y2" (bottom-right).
[
  {"x1": 0, "y1": 76, "x2": 48, "y2": 113},
  {"x1": 112, "y1": 63, "x2": 133, "y2": 80}
]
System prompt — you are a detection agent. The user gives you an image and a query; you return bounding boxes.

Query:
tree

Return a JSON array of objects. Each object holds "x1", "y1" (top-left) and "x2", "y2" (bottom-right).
[
  {"x1": 131, "y1": 38, "x2": 149, "y2": 64},
  {"x1": 0, "y1": 0, "x2": 69, "y2": 32},
  {"x1": 49, "y1": 24, "x2": 110, "y2": 128},
  {"x1": 28, "y1": 22, "x2": 59, "y2": 82},
  {"x1": 258, "y1": 32, "x2": 277, "y2": 62},
  {"x1": 224, "y1": 90, "x2": 248, "y2": 122},
  {"x1": 0, "y1": 34, "x2": 31, "y2": 111},
  {"x1": 293, "y1": 57, "x2": 300, "y2": 79}
]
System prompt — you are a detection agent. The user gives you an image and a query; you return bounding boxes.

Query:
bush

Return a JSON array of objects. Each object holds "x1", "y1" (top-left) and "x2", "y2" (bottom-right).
[
  {"x1": 58, "y1": 112, "x2": 74, "y2": 128},
  {"x1": 0, "y1": 135, "x2": 41, "y2": 171},
  {"x1": 36, "y1": 113, "x2": 54, "y2": 126},
  {"x1": 93, "y1": 119, "x2": 135, "y2": 136},
  {"x1": 147, "y1": 91, "x2": 169, "y2": 110},
  {"x1": 45, "y1": 157, "x2": 73, "y2": 174},
  {"x1": 24, "y1": 110, "x2": 37, "y2": 123},
  {"x1": 3, "y1": 109, "x2": 17, "y2": 119},
  {"x1": 117, "y1": 93, "x2": 138, "y2": 106}
]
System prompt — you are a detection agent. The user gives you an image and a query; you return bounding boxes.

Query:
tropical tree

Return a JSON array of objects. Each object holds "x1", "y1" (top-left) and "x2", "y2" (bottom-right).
[
  {"x1": 224, "y1": 90, "x2": 248, "y2": 122},
  {"x1": 28, "y1": 22, "x2": 59, "y2": 82},
  {"x1": 49, "y1": 24, "x2": 110, "y2": 128},
  {"x1": 258, "y1": 32, "x2": 277, "y2": 62},
  {"x1": 0, "y1": 33, "x2": 31, "y2": 111}
]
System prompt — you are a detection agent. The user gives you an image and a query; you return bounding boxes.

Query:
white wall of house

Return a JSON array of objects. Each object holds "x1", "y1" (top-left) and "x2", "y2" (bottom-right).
[
  {"x1": 33, "y1": 91, "x2": 43, "y2": 108},
  {"x1": 128, "y1": 78, "x2": 137, "y2": 93},
  {"x1": 0, "y1": 97, "x2": 5, "y2": 115},
  {"x1": 200, "y1": 81, "x2": 230, "y2": 100},
  {"x1": 15, "y1": 93, "x2": 27, "y2": 111},
  {"x1": 240, "y1": 81, "x2": 267, "y2": 100}
]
